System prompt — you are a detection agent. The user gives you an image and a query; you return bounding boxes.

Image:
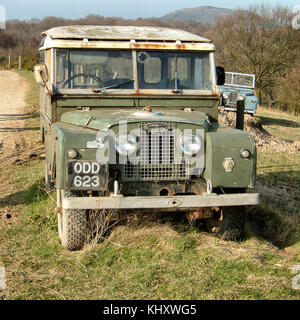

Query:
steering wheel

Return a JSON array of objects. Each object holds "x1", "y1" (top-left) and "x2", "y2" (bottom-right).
[{"x1": 62, "y1": 73, "x2": 104, "y2": 88}]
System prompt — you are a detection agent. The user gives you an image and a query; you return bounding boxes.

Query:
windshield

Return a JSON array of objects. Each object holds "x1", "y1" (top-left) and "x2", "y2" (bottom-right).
[
  {"x1": 56, "y1": 50, "x2": 133, "y2": 89},
  {"x1": 137, "y1": 51, "x2": 211, "y2": 90},
  {"x1": 55, "y1": 49, "x2": 212, "y2": 91},
  {"x1": 224, "y1": 72, "x2": 255, "y2": 88}
]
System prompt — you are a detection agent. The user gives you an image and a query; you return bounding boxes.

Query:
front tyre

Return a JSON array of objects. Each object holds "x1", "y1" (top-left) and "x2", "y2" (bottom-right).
[
  {"x1": 58, "y1": 190, "x2": 87, "y2": 251},
  {"x1": 205, "y1": 206, "x2": 246, "y2": 241},
  {"x1": 218, "y1": 206, "x2": 246, "y2": 241}
]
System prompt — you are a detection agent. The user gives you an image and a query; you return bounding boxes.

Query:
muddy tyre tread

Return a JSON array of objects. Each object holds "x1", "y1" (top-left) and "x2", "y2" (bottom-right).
[
  {"x1": 218, "y1": 206, "x2": 246, "y2": 241},
  {"x1": 59, "y1": 190, "x2": 87, "y2": 251}
]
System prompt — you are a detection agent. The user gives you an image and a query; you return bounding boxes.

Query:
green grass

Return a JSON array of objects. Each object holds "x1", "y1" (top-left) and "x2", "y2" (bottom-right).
[
  {"x1": 258, "y1": 152, "x2": 300, "y2": 173},
  {"x1": 256, "y1": 107, "x2": 300, "y2": 142},
  {"x1": 0, "y1": 157, "x2": 299, "y2": 300}
]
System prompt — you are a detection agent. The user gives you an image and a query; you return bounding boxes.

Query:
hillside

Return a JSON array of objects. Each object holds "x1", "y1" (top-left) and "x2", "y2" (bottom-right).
[{"x1": 161, "y1": 6, "x2": 236, "y2": 24}]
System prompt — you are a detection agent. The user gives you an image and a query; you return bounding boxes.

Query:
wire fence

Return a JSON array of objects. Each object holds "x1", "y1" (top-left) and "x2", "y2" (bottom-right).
[
  {"x1": 256, "y1": 149, "x2": 300, "y2": 214},
  {"x1": 257, "y1": 150, "x2": 300, "y2": 174}
]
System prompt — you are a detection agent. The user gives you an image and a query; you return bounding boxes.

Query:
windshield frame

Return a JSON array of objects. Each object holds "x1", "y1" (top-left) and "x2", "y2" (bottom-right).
[{"x1": 53, "y1": 49, "x2": 216, "y2": 95}]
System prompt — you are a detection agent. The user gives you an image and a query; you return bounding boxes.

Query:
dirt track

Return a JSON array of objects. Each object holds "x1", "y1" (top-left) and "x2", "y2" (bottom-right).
[
  {"x1": 0, "y1": 71, "x2": 29, "y2": 199},
  {"x1": 0, "y1": 71, "x2": 29, "y2": 160}
]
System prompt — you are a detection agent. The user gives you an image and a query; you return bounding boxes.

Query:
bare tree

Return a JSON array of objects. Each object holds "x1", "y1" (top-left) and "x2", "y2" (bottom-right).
[
  {"x1": 276, "y1": 55, "x2": 300, "y2": 115},
  {"x1": 207, "y1": 5, "x2": 298, "y2": 105}
]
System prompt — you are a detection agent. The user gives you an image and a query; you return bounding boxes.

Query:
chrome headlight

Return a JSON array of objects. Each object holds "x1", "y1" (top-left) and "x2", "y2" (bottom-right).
[
  {"x1": 238, "y1": 95, "x2": 245, "y2": 100},
  {"x1": 223, "y1": 93, "x2": 229, "y2": 99},
  {"x1": 179, "y1": 134, "x2": 202, "y2": 156},
  {"x1": 115, "y1": 133, "x2": 138, "y2": 156}
]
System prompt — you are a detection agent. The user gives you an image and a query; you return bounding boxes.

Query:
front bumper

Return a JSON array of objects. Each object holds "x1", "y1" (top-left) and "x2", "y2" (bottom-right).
[{"x1": 61, "y1": 193, "x2": 260, "y2": 210}]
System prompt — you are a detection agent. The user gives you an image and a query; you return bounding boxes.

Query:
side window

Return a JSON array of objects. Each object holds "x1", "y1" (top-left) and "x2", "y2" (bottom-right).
[
  {"x1": 39, "y1": 37, "x2": 46, "y2": 49},
  {"x1": 144, "y1": 57, "x2": 161, "y2": 83},
  {"x1": 56, "y1": 50, "x2": 68, "y2": 85},
  {"x1": 39, "y1": 51, "x2": 45, "y2": 64}
]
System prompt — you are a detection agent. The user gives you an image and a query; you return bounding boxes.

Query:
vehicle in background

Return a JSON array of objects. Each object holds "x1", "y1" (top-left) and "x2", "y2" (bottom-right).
[{"x1": 219, "y1": 72, "x2": 258, "y2": 115}]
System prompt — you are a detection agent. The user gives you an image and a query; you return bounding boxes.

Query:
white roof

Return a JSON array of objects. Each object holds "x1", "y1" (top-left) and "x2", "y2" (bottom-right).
[{"x1": 42, "y1": 25, "x2": 211, "y2": 43}]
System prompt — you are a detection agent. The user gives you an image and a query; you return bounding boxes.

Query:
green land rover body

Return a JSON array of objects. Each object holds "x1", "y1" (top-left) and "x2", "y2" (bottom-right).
[{"x1": 34, "y1": 26, "x2": 259, "y2": 250}]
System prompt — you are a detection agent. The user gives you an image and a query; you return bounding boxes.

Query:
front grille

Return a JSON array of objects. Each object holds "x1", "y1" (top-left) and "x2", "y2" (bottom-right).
[
  {"x1": 140, "y1": 122, "x2": 175, "y2": 165},
  {"x1": 228, "y1": 91, "x2": 238, "y2": 105},
  {"x1": 122, "y1": 122, "x2": 190, "y2": 181}
]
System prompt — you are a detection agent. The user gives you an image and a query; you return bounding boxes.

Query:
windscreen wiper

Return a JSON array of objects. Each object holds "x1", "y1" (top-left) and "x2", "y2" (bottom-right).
[
  {"x1": 172, "y1": 55, "x2": 180, "y2": 93},
  {"x1": 92, "y1": 79, "x2": 134, "y2": 93}
]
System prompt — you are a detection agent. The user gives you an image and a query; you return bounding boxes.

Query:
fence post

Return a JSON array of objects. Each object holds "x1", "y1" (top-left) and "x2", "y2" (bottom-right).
[
  {"x1": 236, "y1": 98, "x2": 245, "y2": 130},
  {"x1": 18, "y1": 56, "x2": 21, "y2": 70}
]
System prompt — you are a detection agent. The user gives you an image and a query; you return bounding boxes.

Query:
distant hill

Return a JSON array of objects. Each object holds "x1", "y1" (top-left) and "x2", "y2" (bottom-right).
[{"x1": 160, "y1": 6, "x2": 236, "y2": 24}]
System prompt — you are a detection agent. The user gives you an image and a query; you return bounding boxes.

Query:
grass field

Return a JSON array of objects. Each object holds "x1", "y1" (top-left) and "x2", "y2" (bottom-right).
[
  {"x1": 0, "y1": 72, "x2": 299, "y2": 300},
  {"x1": 256, "y1": 106, "x2": 300, "y2": 142}
]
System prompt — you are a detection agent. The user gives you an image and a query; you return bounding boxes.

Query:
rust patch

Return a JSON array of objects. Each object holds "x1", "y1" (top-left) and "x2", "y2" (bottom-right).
[{"x1": 130, "y1": 42, "x2": 215, "y2": 51}]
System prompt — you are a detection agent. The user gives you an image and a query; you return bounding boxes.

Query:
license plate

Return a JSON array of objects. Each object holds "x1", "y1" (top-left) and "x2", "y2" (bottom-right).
[{"x1": 67, "y1": 161, "x2": 104, "y2": 189}]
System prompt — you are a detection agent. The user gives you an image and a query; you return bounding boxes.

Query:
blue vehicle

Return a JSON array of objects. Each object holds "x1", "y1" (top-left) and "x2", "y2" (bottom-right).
[{"x1": 218, "y1": 72, "x2": 258, "y2": 115}]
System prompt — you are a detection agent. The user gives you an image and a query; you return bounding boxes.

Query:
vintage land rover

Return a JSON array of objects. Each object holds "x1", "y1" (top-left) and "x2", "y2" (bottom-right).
[
  {"x1": 34, "y1": 26, "x2": 259, "y2": 250},
  {"x1": 219, "y1": 72, "x2": 258, "y2": 115}
]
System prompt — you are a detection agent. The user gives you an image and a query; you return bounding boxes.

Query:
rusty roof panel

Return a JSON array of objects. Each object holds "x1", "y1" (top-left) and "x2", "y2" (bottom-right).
[
  {"x1": 40, "y1": 39, "x2": 215, "y2": 51},
  {"x1": 42, "y1": 26, "x2": 211, "y2": 43}
]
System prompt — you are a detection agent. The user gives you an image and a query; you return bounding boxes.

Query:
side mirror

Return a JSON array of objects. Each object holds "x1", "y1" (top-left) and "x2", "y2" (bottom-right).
[
  {"x1": 216, "y1": 66, "x2": 225, "y2": 86},
  {"x1": 34, "y1": 64, "x2": 48, "y2": 84}
]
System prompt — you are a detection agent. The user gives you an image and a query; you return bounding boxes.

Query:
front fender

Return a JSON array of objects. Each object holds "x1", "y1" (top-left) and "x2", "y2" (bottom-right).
[
  {"x1": 203, "y1": 126, "x2": 256, "y2": 189},
  {"x1": 52, "y1": 122, "x2": 99, "y2": 189}
]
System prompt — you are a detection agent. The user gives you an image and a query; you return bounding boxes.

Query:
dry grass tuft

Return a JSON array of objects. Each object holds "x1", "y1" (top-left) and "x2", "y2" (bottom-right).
[{"x1": 107, "y1": 214, "x2": 179, "y2": 250}]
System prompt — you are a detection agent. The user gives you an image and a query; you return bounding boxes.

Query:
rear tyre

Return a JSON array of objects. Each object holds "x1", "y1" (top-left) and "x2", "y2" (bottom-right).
[{"x1": 58, "y1": 190, "x2": 87, "y2": 251}]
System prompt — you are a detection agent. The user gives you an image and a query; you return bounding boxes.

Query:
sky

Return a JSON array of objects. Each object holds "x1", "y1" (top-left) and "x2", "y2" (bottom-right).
[{"x1": 0, "y1": 0, "x2": 299, "y2": 20}]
